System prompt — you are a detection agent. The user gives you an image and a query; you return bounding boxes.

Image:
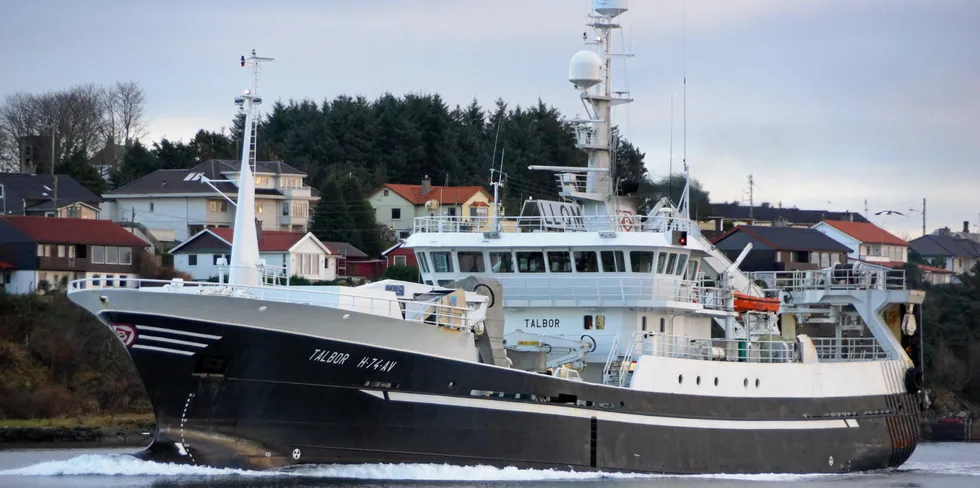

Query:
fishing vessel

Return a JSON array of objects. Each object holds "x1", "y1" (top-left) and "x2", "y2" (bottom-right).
[{"x1": 67, "y1": 1, "x2": 926, "y2": 475}]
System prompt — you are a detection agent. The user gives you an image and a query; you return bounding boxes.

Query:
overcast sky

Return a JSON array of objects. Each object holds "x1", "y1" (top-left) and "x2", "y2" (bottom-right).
[{"x1": 3, "y1": 0, "x2": 977, "y2": 238}]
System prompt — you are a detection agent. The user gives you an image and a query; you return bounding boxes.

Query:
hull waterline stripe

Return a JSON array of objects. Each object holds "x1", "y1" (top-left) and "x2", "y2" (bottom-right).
[
  {"x1": 361, "y1": 390, "x2": 856, "y2": 431},
  {"x1": 140, "y1": 335, "x2": 209, "y2": 348},
  {"x1": 135, "y1": 325, "x2": 222, "y2": 340},
  {"x1": 132, "y1": 344, "x2": 195, "y2": 356}
]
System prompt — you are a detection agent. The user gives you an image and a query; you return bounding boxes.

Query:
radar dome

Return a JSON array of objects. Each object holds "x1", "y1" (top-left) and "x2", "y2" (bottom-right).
[
  {"x1": 592, "y1": 0, "x2": 629, "y2": 17},
  {"x1": 569, "y1": 50, "x2": 602, "y2": 90}
]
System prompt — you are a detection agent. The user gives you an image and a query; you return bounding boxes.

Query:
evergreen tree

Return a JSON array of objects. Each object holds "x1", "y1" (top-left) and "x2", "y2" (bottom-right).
[
  {"x1": 309, "y1": 178, "x2": 353, "y2": 245},
  {"x1": 152, "y1": 138, "x2": 198, "y2": 169},
  {"x1": 189, "y1": 130, "x2": 237, "y2": 161},
  {"x1": 339, "y1": 176, "x2": 384, "y2": 257},
  {"x1": 109, "y1": 141, "x2": 159, "y2": 189},
  {"x1": 55, "y1": 150, "x2": 106, "y2": 196}
]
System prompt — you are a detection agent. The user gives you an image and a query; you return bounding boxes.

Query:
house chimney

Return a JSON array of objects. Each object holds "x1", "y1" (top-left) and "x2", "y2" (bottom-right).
[
  {"x1": 964, "y1": 221, "x2": 970, "y2": 233},
  {"x1": 421, "y1": 175, "x2": 431, "y2": 196}
]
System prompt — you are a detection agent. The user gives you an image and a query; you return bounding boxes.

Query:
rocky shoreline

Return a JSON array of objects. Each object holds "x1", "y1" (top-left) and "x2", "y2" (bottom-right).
[{"x1": 0, "y1": 426, "x2": 153, "y2": 447}]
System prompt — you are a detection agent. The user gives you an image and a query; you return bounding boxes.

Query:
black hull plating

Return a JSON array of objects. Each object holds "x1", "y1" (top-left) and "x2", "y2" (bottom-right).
[{"x1": 105, "y1": 312, "x2": 920, "y2": 474}]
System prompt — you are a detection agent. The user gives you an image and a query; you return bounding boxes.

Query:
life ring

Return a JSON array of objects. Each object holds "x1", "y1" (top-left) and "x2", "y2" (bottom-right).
[{"x1": 620, "y1": 216, "x2": 633, "y2": 232}]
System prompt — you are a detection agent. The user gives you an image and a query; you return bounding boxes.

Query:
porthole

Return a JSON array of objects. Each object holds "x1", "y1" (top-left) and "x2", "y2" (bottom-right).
[
  {"x1": 678, "y1": 375, "x2": 683, "y2": 384},
  {"x1": 448, "y1": 381, "x2": 456, "y2": 388},
  {"x1": 696, "y1": 376, "x2": 701, "y2": 386},
  {"x1": 714, "y1": 377, "x2": 719, "y2": 386},
  {"x1": 755, "y1": 378, "x2": 760, "y2": 388},
  {"x1": 743, "y1": 378, "x2": 748, "y2": 388}
]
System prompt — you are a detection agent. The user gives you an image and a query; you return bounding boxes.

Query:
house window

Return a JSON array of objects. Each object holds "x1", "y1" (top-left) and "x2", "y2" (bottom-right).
[
  {"x1": 469, "y1": 207, "x2": 488, "y2": 218},
  {"x1": 68, "y1": 246, "x2": 76, "y2": 259},
  {"x1": 105, "y1": 247, "x2": 119, "y2": 265},
  {"x1": 574, "y1": 251, "x2": 598, "y2": 272},
  {"x1": 119, "y1": 247, "x2": 133, "y2": 265},
  {"x1": 429, "y1": 252, "x2": 454, "y2": 273},
  {"x1": 255, "y1": 176, "x2": 270, "y2": 186},
  {"x1": 630, "y1": 251, "x2": 655, "y2": 272},
  {"x1": 457, "y1": 251, "x2": 485, "y2": 273},
  {"x1": 383, "y1": 189, "x2": 389, "y2": 197},
  {"x1": 489, "y1": 252, "x2": 513, "y2": 272},
  {"x1": 791, "y1": 251, "x2": 809, "y2": 263},
  {"x1": 447, "y1": 207, "x2": 457, "y2": 217},
  {"x1": 394, "y1": 255, "x2": 407, "y2": 266},
  {"x1": 104, "y1": 274, "x2": 114, "y2": 287},
  {"x1": 91, "y1": 246, "x2": 105, "y2": 264},
  {"x1": 255, "y1": 202, "x2": 264, "y2": 214},
  {"x1": 282, "y1": 202, "x2": 290, "y2": 216},
  {"x1": 600, "y1": 250, "x2": 626, "y2": 272},
  {"x1": 189, "y1": 255, "x2": 198, "y2": 266},
  {"x1": 119, "y1": 276, "x2": 127, "y2": 288},
  {"x1": 292, "y1": 202, "x2": 308, "y2": 217},
  {"x1": 213, "y1": 254, "x2": 230, "y2": 265},
  {"x1": 37, "y1": 244, "x2": 44, "y2": 257},
  {"x1": 92, "y1": 274, "x2": 101, "y2": 287},
  {"x1": 208, "y1": 200, "x2": 228, "y2": 212},
  {"x1": 547, "y1": 251, "x2": 572, "y2": 272},
  {"x1": 391, "y1": 208, "x2": 401, "y2": 220}
]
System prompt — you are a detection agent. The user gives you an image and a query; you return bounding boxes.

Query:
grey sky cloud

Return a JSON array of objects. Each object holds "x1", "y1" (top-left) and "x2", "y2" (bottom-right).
[{"x1": 2, "y1": 0, "x2": 977, "y2": 237}]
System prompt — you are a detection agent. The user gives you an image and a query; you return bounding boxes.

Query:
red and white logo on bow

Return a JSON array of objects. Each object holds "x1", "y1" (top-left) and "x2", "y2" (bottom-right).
[{"x1": 112, "y1": 324, "x2": 137, "y2": 347}]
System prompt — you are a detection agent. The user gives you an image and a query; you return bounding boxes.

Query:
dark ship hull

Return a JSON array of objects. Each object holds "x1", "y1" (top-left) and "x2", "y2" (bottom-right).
[{"x1": 104, "y1": 310, "x2": 919, "y2": 474}]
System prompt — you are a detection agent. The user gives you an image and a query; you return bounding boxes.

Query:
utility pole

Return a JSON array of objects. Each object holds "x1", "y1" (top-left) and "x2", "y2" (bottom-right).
[
  {"x1": 922, "y1": 198, "x2": 926, "y2": 236},
  {"x1": 747, "y1": 174, "x2": 754, "y2": 224}
]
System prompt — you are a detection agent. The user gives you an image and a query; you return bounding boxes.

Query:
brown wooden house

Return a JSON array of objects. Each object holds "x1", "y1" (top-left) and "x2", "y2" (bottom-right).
[{"x1": 0, "y1": 216, "x2": 149, "y2": 293}]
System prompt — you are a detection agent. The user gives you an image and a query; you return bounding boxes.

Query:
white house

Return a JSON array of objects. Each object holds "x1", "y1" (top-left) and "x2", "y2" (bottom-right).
[
  {"x1": 365, "y1": 175, "x2": 495, "y2": 239},
  {"x1": 811, "y1": 219, "x2": 909, "y2": 265},
  {"x1": 169, "y1": 227, "x2": 339, "y2": 282},
  {"x1": 101, "y1": 160, "x2": 319, "y2": 245}
]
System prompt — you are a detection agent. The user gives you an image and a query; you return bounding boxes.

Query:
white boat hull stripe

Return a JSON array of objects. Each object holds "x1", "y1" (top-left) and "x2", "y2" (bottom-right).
[
  {"x1": 139, "y1": 335, "x2": 209, "y2": 348},
  {"x1": 135, "y1": 325, "x2": 222, "y2": 340},
  {"x1": 132, "y1": 344, "x2": 195, "y2": 356},
  {"x1": 360, "y1": 390, "x2": 857, "y2": 431}
]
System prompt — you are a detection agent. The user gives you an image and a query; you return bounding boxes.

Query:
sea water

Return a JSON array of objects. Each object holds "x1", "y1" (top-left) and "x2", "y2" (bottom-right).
[{"x1": 0, "y1": 442, "x2": 976, "y2": 488}]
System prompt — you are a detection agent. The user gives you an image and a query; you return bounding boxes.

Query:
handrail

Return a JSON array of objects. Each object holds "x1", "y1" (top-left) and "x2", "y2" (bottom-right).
[
  {"x1": 601, "y1": 332, "x2": 621, "y2": 385},
  {"x1": 412, "y1": 214, "x2": 701, "y2": 234},
  {"x1": 632, "y1": 333, "x2": 889, "y2": 363},
  {"x1": 810, "y1": 337, "x2": 888, "y2": 362},
  {"x1": 67, "y1": 278, "x2": 478, "y2": 331},
  {"x1": 748, "y1": 268, "x2": 906, "y2": 292}
]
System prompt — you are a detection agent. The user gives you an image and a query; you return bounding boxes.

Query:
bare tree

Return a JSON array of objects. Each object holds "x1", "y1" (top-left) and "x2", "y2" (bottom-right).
[{"x1": 115, "y1": 81, "x2": 147, "y2": 146}]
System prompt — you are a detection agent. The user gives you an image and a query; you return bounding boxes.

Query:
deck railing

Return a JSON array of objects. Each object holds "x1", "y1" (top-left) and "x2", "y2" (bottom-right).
[
  {"x1": 810, "y1": 337, "x2": 888, "y2": 362},
  {"x1": 412, "y1": 215, "x2": 701, "y2": 234},
  {"x1": 67, "y1": 278, "x2": 476, "y2": 331},
  {"x1": 748, "y1": 267, "x2": 906, "y2": 292}
]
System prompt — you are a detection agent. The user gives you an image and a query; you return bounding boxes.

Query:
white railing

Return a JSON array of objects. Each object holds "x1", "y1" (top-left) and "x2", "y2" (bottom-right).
[
  {"x1": 810, "y1": 337, "x2": 888, "y2": 362},
  {"x1": 412, "y1": 215, "x2": 701, "y2": 234},
  {"x1": 494, "y1": 276, "x2": 729, "y2": 310},
  {"x1": 67, "y1": 278, "x2": 477, "y2": 332},
  {"x1": 748, "y1": 267, "x2": 906, "y2": 292},
  {"x1": 629, "y1": 333, "x2": 797, "y2": 364},
  {"x1": 601, "y1": 332, "x2": 621, "y2": 385}
]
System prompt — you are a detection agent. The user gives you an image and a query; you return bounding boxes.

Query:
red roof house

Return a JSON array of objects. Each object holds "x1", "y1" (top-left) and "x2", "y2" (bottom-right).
[
  {"x1": 0, "y1": 216, "x2": 150, "y2": 294},
  {"x1": 812, "y1": 219, "x2": 910, "y2": 264}
]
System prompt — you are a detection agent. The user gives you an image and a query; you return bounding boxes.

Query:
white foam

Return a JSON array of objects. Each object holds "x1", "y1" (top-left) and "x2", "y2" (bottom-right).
[
  {"x1": 0, "y1": 454, "x2": 861, "y2": 482},
  {"x1": 904, "y1": 461, "x2": 980, "y2": 477}
]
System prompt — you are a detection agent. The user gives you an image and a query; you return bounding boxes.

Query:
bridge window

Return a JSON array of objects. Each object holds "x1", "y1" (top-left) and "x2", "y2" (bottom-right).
[
  {"x1": 600, "y1": 250, "x2": 625, "y2": 272},
  {"x1": 457, "y1": 252, "x2": 486, "y2": 273},
  {"x1": 686, "y1": 260, "x2": 699, "y2": 280},
  {"x1": 630, "y1": 251, "x2": 655, "y2": 272},
  {"x1": 574, "y1": 251, "x2": 598, "y2": 272},
  {"x1": 547, "y1": 251, "x2": 572, "y2": 272},
  {"x1": 675, "y1": 254, "x2": 688, "y2": 276},
  {"x1": 430, "y1": 252, "x2": 454, "y2": 273},
  {"x1": 489, "y1": 252, "x2": 514, "y2": 272},
  {"x1": 656, "y1": 253, "x2": 667, "y2": 273},
  {"x1": 516, "y1": 252, "x2": 545, "y2": 273},
  {"x1": 665, "y1": 253, "x2": 678, "y2": 275},
  {"x1": 642, "y1": 316, "x2": 647, "y2": 331},
  {"x1": 660, "y1": 317, "x2": 666, "y2": 333},
  {"x1": 584, "y1": 315, "x2": 593, "y2": 329},
  {"x1": 416, "y1": 252, "x2": 430, "y2": 273}
]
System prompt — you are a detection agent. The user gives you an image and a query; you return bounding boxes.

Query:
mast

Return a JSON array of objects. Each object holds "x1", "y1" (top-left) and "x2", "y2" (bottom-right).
[{"x1": 228, "y1": 50, "x2": 273, "y2": 287}]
